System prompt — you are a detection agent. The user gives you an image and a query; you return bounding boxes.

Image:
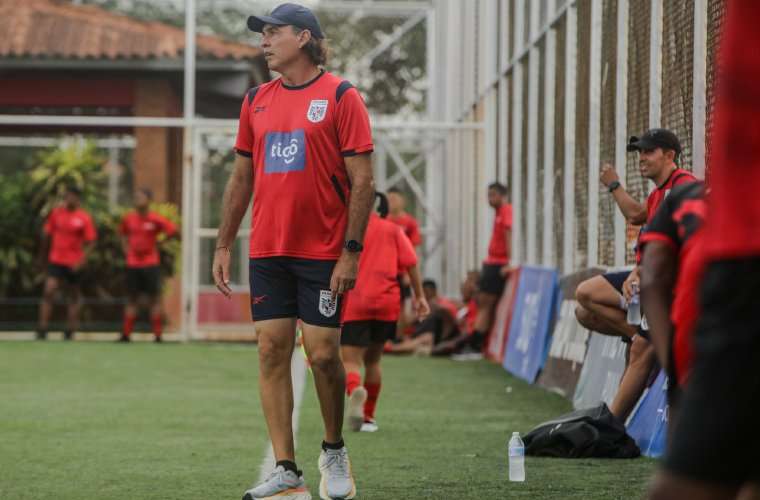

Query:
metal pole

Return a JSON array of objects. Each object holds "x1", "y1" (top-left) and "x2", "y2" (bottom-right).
[
  {"x1": 180, "y1": 0, "x2": 196, "y2": 342},
  {"x1": 649, "y1": 0, "x2": 663, "y2": 128},
  {"x1": 587, "y1": 0, "x2": 602, "y2": 268},
  {"x1": 614, "y1": 0, "x2": 629, "y2": 267},
  {"x1": 692, "y1": 0, "x2": 708, "y2": 179},
  {"x1": 563, "y1": 3, "x2": 577, "y2": 274},
  {"x1": 542, "y1": 23, "x2": 557, "y2": 267}
]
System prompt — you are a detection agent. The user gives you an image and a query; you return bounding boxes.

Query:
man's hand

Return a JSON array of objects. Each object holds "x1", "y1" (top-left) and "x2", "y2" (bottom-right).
[
  {"x1": 413, "y1": 297, "x2": 431, "y2": 320},
  {"x1": 330, "y1": 252, "x2": 359, "y2": 297},
  {"x1": 213, "y1": 247, "x2": 232, "y2": 298},
  {"x1": 622, "y1": 267, "x2": 640, "y2": 303},
  {"x1": 600, "y1": 163, "x2": 619, "y2": 188}
]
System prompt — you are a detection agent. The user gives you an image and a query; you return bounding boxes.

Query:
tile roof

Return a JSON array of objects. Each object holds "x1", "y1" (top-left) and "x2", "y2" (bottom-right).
[{"x1": 0, "y1": 0, "x2": 261, "y2": 61}]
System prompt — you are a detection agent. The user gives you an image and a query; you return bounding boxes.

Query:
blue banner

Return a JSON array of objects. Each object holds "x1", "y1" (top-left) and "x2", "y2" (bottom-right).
[
  {"x1": 626, "y1": 370, "x2": 669, "y2": 458},
  {"x1": 502, "y1": 266, "x2": 559, "y2": 383}
]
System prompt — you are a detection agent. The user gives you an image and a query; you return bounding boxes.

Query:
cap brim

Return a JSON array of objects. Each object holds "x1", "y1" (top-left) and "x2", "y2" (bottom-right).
[
  {"x1": 626, "y1": 138, "x2": 657, "y2": 152},
  {"x1": 247, "y1": 15, "x2": 288, "y2": 33}
]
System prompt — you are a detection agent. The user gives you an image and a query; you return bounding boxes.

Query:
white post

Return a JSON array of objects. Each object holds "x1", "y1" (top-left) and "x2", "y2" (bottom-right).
[
  {"x1": 526, "y1": 0, "x2": 540, "y2": 264},
  {"x1": 692, "y1": 0, "x2": 708, "y2": 179},
  {"x1": 614, "y1": 0, "x2": 629, "y2": 267},
  {"x1": 511, "y1": 0, "x2": 525, "y2": 265},
  {"x1": 649, "y1": 0, "x2": 662, "y2": 128},
  {"x1": 563, "y1": 2, "x2": 577, "y2": 274},
  {"x1": 180, "y1": 0, "x2": 196, "y2": 341},
  {"x1": 543, "y1": 24, "x2": 557, "y2": 267},
  {"x1": 587, "y1": 0, "x2": 602, "y2": 268}
]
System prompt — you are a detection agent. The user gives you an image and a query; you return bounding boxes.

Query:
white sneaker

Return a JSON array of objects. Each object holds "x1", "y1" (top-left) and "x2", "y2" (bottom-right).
[
  {"x1": 318, "y1": 446, "x2": 356, "y2": 499},
  {"x1": 346, "y1": 387, "x2": 367, "y2": 432},
  {"x1": 360, "y1": 419, "x2": 378, "y2": 433},
  {"x1": 243, "y1": 465, "x2": 312, "y2": 500}
]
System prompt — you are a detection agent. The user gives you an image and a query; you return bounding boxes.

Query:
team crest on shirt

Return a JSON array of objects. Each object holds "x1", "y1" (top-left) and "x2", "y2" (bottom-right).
[
  {"x1": 318, "y1": 290, "x2": 337, "y2": 318},
  {"x1": 307, "y1": 99, "x2": 328, "y2": 123}
]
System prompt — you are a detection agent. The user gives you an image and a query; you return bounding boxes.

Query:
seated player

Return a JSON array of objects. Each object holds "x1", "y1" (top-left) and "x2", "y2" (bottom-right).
[
  {"x1": 341, "y1": 192, "x2": 429, "y2": 432},
  {"x1": 433, "y1": 271, "x2": 481, "y2": 356}
]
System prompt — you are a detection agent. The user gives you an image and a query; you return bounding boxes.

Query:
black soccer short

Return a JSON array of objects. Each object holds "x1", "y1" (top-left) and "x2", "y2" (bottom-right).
[
  {"x1": 249, "y1": 257, "x2": 342, "y2": 328},
  {"x1": 48, "y1": 263, "x2": 81, "y2": 285},
  {"x1": 341, "y1": 320, "x2": 396, "y2": 347},
  {"x1": 126, "y1": 266, "x2": 161, "y2": 296},
  {"x1": 664, "y1": 257, "x2": 760, "y2": 484},
  {"x1": 601, "y1": 270, "x2": 630, "y2": 294},
  {"x1": 479, "y1": 263, "x2": 507, "y2": 296}
]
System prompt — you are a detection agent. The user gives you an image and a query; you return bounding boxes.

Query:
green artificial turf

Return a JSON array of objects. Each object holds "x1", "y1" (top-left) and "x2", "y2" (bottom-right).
[{"x1": 0, "y1": 341, "x2": 656, "y2": 499}]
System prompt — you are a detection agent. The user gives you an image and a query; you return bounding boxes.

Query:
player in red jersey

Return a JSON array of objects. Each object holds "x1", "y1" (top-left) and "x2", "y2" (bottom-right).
[
  {"x1": 36, "y1": 185, "x2": 97, "y2": 341},
  {"x1": 341, "y1": 192, "x2": 429, "y2": 433},
  {"x1": 639, "y1": 181, "x2": 705, "y2": 413},
  {"x1": 470, "y1": 182, "x2": 513, "y2": 354},
  {"x1": 212, "y1": 4, "x2": 374, "y2": 499},
  {"x1": 118, "y1": 189, "x2": 177, "y2": 343},
  {"x1": 649, "y1": 3, "x2": 760, "y2": 498},
  {"x1": 386, "y1": 187, "x2": 422, "y2": 248}
]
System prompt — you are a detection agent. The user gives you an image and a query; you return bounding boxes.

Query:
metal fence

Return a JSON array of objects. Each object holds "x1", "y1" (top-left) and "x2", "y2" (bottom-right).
[{"x1": 434, "y1": 0, "x2": 725, "y2": 283}]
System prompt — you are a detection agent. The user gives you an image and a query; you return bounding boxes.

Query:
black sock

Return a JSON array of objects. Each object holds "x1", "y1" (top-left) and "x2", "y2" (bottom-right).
[
  {"x1": 322, "y1": 439, "x2": 345, "y2": 451},
  {"x1": 276, "y1": 460, "x2": 299, "y2": 475}
]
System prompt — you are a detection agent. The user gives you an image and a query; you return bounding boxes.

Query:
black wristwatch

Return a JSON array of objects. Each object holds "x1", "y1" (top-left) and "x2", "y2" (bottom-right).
[
  {"x1": 344, "y1": 240, "x2": 363, "y2": 253},
  {"x1": 608, "y1": 181, "x2": 621, "y2": 193}
]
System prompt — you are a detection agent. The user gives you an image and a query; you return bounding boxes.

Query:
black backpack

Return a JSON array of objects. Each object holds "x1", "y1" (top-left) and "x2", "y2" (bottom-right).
[{"x1": 522, "y1": 403, "x2": 640, "y2": 458}]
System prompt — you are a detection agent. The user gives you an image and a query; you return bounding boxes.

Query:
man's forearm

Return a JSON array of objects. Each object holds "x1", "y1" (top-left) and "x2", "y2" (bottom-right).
[
  {"x1": 344, "y1": 165, "x2": 374, "y2": 243},
  {"x1": 216, "y1": 158, "x2": 253, "y2": 247},
  {"x1": 612, "y1": 189, "x2": 647, "y2": 224},
  {"x1": 407, "y1": 264, "x2": 424, "y2": 299}
]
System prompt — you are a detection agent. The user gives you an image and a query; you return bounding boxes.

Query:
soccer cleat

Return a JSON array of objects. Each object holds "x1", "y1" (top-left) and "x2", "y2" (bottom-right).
[
  {"x1": 36, "y1": 330, "x2": 47, "y2": 341},
  {"x1": 346, "y1": 386, "x2": 367, "y2": 432},
  {"x1": 154, "y1": 336, "x2": 163, "y2": 343},
  {"x1": 63, "y1": 330, "x2": 74, "y2": 341},
  {"x1": 242, "y1": 465, "x2": 311, "y2": 500},
  {"x1": 318, "y1": 447, "x2": 356, "y2": 500},
  {"x1": 117, "y1": 334, "x2": 131, "y2": 343},
  {"x1": 360, "y1": 419, "x2": 378, "y2": 433}
]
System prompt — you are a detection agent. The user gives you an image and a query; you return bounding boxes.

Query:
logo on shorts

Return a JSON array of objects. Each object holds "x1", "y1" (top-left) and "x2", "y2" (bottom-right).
[
  {"x1": 307, "y1": 99, "x2": 328, "y2": 123},
  {"x1": 251, "y1": 295, "x2": 268, "y2": 305},
  {"x1": 318, "y1": 290, "x2": 337, "y2": 318},
  {"x1": 264, "y1": 130, "x2": 306, "y2": 173}
]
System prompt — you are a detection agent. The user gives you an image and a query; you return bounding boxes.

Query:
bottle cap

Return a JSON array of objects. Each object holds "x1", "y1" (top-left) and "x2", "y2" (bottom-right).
[{"x1": 512, "y1": 432, "x2": 519, "y2": 436}]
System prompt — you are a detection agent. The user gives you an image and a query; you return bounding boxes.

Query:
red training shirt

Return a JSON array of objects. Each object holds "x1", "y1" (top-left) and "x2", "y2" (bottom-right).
[
  {"x1": 646, "y1": 167, "x2": 697, "y2": 223},
  {"x1": 44, "y1": 206, "x2": 97, "y2": 267},
  {"x1": 639, "y1": 181, "x2": 706, "y2": 386},
  {"x1": 120, "y1": 210, "x2": 177, "y2": 268},
  {"x1": 342, "y1": 214, "x2": 418, "y2": 322},
  {"x1": 234, "y1": 71, "x2": 374, "y2": 260},
  {"x1": 485, "y1": 203, "x2": 513, "y2": 265},
  {"x1": 388, "y1": 212, "x2": 422, "y2": 247},
  {"x1": 702, "y1": 1, "x2": 760, "y2": 259}
]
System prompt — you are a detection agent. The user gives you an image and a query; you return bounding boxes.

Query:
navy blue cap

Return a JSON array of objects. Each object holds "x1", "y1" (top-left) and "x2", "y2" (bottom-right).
[
  {"x1": 626, "y1": 128, "x2": 682, "y2": 156},
  {"x1": 247, "y1": 3, "x2": 324, "y2": 39}
]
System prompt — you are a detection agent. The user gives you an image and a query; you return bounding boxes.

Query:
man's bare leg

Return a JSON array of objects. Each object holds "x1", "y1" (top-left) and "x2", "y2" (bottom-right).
[
  {"x1": 37, "y1": 276, "x2": 59, "y2": 336},
  {"x1": 473, "y1": 292, "x2": 498, "y2": 334},
  {"x1": 65, "y1": 285, "x2": 82, "y2": 337},
  {"x1": 576, "y1": 276, "x2": 637, "y2": 338},
  {"x1": 610, "y1": 335, "x2": 657, "y2": 420},
  {"x1": 302, "y1": 322, "x2": 344, "y2": 444},
  {"x1": 255, "y1": 318, "x2": 297, "y2": 462},
  {"x1": 363, "y1": 343, "x2": 384, "y2": 386}
]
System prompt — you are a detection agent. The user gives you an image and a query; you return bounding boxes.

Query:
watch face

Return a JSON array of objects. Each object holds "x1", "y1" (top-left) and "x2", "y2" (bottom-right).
[{"x1": 346, "y1": 240, "x2": 361, "y2": 252}]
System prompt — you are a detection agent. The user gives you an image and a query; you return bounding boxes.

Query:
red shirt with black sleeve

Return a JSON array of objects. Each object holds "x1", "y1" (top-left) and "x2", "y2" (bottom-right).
[
  {"x1": 639, "y1": 181, "x2": 706, "y2": 386},
  {"x1": 234, "y1": 71, "x2": 374, "y2": 260},
  {"x1": 342, "y1": 214, "x2": 418, "y2": 322},
  {"x1": 120, "y1": 211, "x2": 177, "y2": 268},
  {"x1": 44, "y1": 206, "x2": 97, "y2": 267},
  {"x1": 646, "y1": 167, "x2": 697, "y2": 223}
]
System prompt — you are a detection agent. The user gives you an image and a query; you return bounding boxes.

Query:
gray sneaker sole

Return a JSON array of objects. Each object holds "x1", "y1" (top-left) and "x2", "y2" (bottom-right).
[{"x1": 242, "y1": 489, "x2": 312, "y2": 500}]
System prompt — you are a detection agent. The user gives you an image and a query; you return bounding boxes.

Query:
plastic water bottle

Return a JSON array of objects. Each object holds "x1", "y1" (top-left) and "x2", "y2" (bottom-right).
[
  {"x1": 508, "y1": 432, "x2": 525, "y2": 482},
  {"x1": 627, "y1": 282, "x2": 641, "y2": 325}
]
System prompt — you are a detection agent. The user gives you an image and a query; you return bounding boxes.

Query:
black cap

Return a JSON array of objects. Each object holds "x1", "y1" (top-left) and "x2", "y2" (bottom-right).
[
  {"x1": 247, "y1": 3, "x2": 324, "y2": 39},
  {"x1": 626, "y1": 128, "x2": 682, "y2": 157}
]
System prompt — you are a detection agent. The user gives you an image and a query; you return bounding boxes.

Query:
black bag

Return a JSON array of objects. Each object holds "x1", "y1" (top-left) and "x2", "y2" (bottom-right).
[{"x1": 522, "y1": 403, "x2": 640, "y2": 458}]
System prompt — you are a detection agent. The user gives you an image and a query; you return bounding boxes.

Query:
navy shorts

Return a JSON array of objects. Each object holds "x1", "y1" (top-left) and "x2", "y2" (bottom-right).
[
  {"x1": 249, "y1": 257, "x2": 342, "y2": 328},
  {"x1": 48, "y1": 264, "x2": 81, "y2": 285},
  {"x1": 479, "y1": 263, "x2": 507, "y2": 296},
  {"x1": 126, "y1": 266, "x2": 161, "y2": 296},
  {"x1": 341, "y1": 320, "x2": 396, "y2": 347},
  {"x1": 602, "y1": 270, "x2": 630, "y2": 294}
]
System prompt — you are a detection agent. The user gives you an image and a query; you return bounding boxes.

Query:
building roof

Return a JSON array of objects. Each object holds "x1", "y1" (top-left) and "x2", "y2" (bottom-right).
[{"x1": 0, "y1": 0, "x2": 261, "y2": 61}]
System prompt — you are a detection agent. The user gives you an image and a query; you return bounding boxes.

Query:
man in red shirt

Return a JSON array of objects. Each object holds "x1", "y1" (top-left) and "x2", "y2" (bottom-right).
[
  {"x1": 386, "y1": 187, "x2": 422, "y2": 248},
  {"x1": 118, "y1": 189, "x2": 177, "y2": 343},
  {"x1": 211, "y1": 4, "x2": 374, "y2": 499},
  {"x1": 37, "y1": 185, "x2": 97, "y2": 341},
  {"x1": 341, "y1": 192, "x2": 429, "y2": 433},
  {"x1": 649, "y1": 3, "x2": 760, "y2": 498},
  {"x1": 575, "y1": 128, "x2": 696, "y2": 420},
  {"x1": 639, "y1": 181, "x2": 705, "y2": 410},
  {"x1": 471, "y1": 182, "x2": 512, "y2": 353}
]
